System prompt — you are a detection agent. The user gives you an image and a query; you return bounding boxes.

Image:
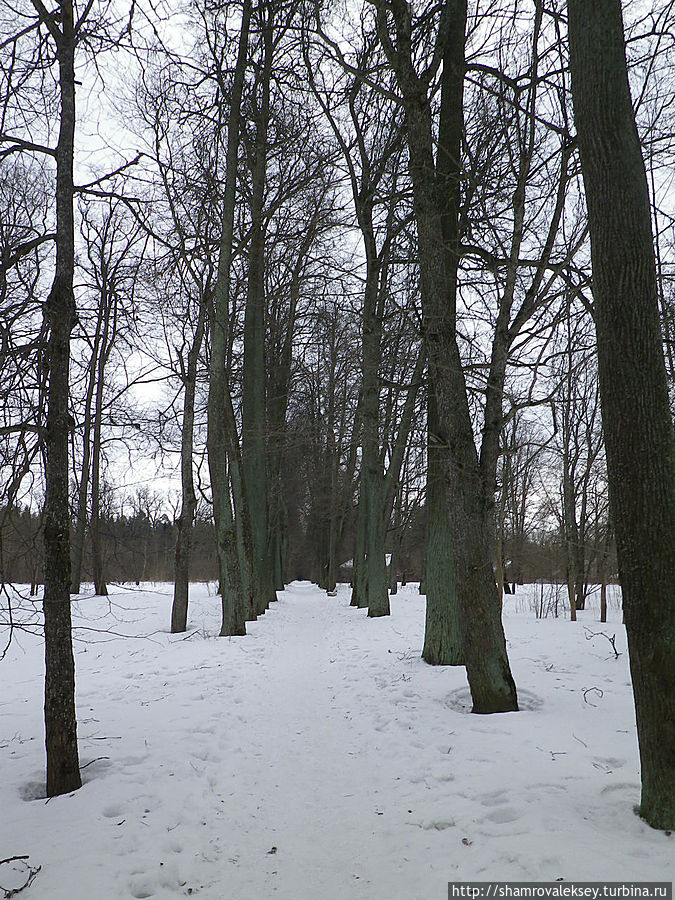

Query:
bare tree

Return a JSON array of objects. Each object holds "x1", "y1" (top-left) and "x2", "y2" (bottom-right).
[
  {"x1": 71, "y1": 199, "x2": 143, "y2": 596},
  {"x1": 206, "y1": 0, "x2": 252, "y2": 636},
  {"x1": 25, "y1": 0, "x2": 83, "y2": 796},
  {"x1": 373, "y1": 0, "x2": 518, "y2": 712}
]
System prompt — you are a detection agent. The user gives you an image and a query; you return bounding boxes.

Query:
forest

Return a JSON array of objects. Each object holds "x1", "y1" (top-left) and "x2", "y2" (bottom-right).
[{"x1": 1, "y1": 0, "x2": 674, "y2": 893}]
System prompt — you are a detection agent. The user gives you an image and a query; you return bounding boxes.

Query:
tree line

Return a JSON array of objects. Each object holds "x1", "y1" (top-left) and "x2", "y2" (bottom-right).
[{"x1": 0, "y1": 487, "x2": 616, "y2": 592}]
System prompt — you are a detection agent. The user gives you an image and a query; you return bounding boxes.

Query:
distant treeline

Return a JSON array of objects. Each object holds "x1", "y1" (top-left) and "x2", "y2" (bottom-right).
[
  {"x1": 0, "y1": 503, "x2": 615, "y2": 597},
  {"x1": 0, "y1": 505, "x2": 218, "y2": 587}
]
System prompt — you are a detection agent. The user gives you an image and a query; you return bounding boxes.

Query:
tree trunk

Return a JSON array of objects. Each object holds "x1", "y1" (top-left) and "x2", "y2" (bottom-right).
[
  {"x1": 225, "y1": 392, "x2": 257, "y2": 621},
  {"x1": 566, "y1": 578, "x2": 577, "y2": 623},
  {"x1": 41, "y1": 0, "x2": 81, "y2": 797},
  {"x1": 90, "y1": 279, "x2": 113, "y2": 598},
  {"x1": 70, "y1": 297, "x2": 103, "y2": 594},
  {"x1": 171, "y1": 301, "x2": 206, "y2": 633},
  {"x1": 90, "y1": 405, "x2": 106, "y2": 597},
  {"x1": 353, "y1": 335, "x2": 388, "y2": 615},
  {"x1": 382, "y1": 347, "x2": 425, "y2": 604},
  {"x1": 358, "y1": 221, "x2": 388, "y2": 618},
  {"x1": 600, "y1": 580, "x2": 608, "y2": 624},
  {"x1": 206, "y1": 0, "x2": 251, "y2": 636},
  {"x1": 569, "y1": 0, "x2": 675, "y2": 829},
  {"x1": 241, "y1": 7, "x2": 275, "y2": 616},
  {"x1": 350, "y1": 488, "x2": 368, "y2": 608},
  {"x1": 422, "y1": 391, "x2": 462, "y2": 665},
  {"x1": 388, "y1": 542, "x2": 397, "y2": 595},
  {"x1": 377, "y1": 0, "x2": 517, "y2": 712},
  {"x1": 218, "y1": 484, "x2": 246, "y2": 637}
]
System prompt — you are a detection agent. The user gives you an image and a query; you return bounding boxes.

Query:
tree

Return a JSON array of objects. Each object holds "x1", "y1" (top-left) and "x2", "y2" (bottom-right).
[
  {"x1": 207, "y1": 0, "x2": 252, "y2": 637},
  {"x1": 0, "y1": 158, "x2": 50, "y2": 542},
  {"x1": 305, "y1": 28, "x2": 400, "y2": 616},
  {"x1": 239, "y1": 0, "x2": 276, "y2": 616},
  {"x1": 1, "y1": 0, "x2": 137, "y2": 796},
  {"x1": 71, "y1": 199, "x2": 143, "y2": 596},
  {"x1": 374, "y1": 0, "x2": 518, "y2": 712},
  {"x1": 568, "y1": 0, "x2": 675, "y2": 829},
  {"x1": 31, "y1": 0, "x2": 82, "y2": 797},
  {"x1": 134, "y1": 65, "x2": 218, "y2": 631},
  {"x1": 558, "y1": 338, "x2": 603, "y2": 618}
]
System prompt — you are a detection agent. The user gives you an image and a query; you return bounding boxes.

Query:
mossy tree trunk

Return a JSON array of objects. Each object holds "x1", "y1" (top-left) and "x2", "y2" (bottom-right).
[{"x1": 422, "y1": 390, "x2": 462, "y2": 665}]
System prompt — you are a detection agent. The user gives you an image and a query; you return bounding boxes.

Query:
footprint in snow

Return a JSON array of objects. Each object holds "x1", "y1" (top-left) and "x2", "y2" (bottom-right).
[
  {"x1": 479, "y1": 790, "x2": 509, "y2": 806},
  {"x1": 484, "y1": 806, "x2": 521, "y2": 824},
  {"x1": 102, "y1": 804, "x2": 124, "y2": 818},
  {"x1": 128, "y1": 875, "x2": 155, "y2": 899}
]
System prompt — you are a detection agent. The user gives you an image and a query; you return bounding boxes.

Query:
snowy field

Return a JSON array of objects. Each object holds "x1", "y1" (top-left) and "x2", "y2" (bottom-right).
[{"x1": 0, "y1": 581, "x2": 672, "y2": 899}]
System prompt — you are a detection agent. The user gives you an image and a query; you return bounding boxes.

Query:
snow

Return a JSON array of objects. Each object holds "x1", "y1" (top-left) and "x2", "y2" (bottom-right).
[{"x1": 1, "y1": 581, "x2": 672, "y2": 899}]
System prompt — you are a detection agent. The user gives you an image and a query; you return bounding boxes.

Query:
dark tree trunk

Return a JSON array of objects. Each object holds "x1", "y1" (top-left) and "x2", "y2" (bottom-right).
[
  {"x1": 90, "y1": 416, "x2": 106, "y2": 597},
  {"x1": 206, "y1": 0, "x2": 251, "y2": 636},
  {"x1": 361, "y1": 265, "x2": 389, "y2": 618},
  {"x1": 90, "y1": 281, "x2": 112, "y2": 598},
  {"x1": 40, "y1": 0, "x2": 81, "y2": 797},
  {"x1": 388, "y1": 542, "x2": 398, "y2": 594},
  {"x1": 225, "y1": 390, "x2": 256, "y2": 622},
  {"x1": 242, "y1": 7, "x2": 275, "y2": 615},
  {"x1": 382, "y1": 348, "x2": 425, "y2": 603},
  {"x1": 569, "y1": 0, "x2": 675, "y2": 830},
  {"x1": 218, "y1": 485, "x2": 246, "y2": 637},
  {"x1": 171, "y1": 301, "x2": 206, "y2": 633},
  {"x1": 70, "y1": 300, "x2": 102, "y2": 594},
  {"x1": 350, "y1": 488, "x2": 368, "y2": 608},
  {"x1": 377, "y1": 0, "x2": 517, "y2": 712}
]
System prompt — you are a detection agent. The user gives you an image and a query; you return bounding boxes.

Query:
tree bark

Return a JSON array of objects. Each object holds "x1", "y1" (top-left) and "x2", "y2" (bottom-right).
[
  {"x1": 38, "y1": 0, "x2": 82, "y2": 797},
  {"x1": 568, "y1": 0, "x2": 675, "y2": 829},
  {"x1": 422, "y1": 390, "x2": 462, "y2": 665}
]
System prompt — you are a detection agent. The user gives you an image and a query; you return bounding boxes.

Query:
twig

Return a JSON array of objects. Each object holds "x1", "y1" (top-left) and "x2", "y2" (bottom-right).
[
  {"x1": 583, "y1": 686, "x2": 604, "y2": 706},
  {"x1": 584, "y1": 628, "x2": 621, "y2": 658},
  {"x1": 80, "y1": 756, "x2": 110, "y2": 769},
  {"x1": 536, "y1": 747, "x2": 567, "y2": 760},
  {"x1": 0, "y1": 856, "x2": 41, "y2": 898}
]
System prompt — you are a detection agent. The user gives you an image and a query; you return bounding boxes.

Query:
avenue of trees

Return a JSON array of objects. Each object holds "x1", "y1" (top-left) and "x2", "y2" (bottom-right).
[{"x1": 0, "y1": 0, "x2": 674, "y2": 827}]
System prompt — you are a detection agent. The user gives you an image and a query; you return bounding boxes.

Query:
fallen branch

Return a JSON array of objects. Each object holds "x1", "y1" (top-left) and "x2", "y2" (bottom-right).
[
  {"x1": 0, "y1": 856, "x2": 41, "y2": 898},
  {"x1": 584, "y1": 628, "x2": 621, "y2": 658},
  {"x1": 80, "y1": 756, "x2": 110, "y2": 770}
]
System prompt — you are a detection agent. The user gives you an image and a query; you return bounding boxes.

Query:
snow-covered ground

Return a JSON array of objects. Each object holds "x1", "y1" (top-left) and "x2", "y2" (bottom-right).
[{"x1": 0, "y1": 581, "x2": 672, "y2": 899}]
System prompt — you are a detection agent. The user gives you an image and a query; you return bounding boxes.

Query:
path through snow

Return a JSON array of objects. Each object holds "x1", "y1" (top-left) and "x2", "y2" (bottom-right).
[{"x1": 1, "y1": 581, "x2": 672, "y2": 899}]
